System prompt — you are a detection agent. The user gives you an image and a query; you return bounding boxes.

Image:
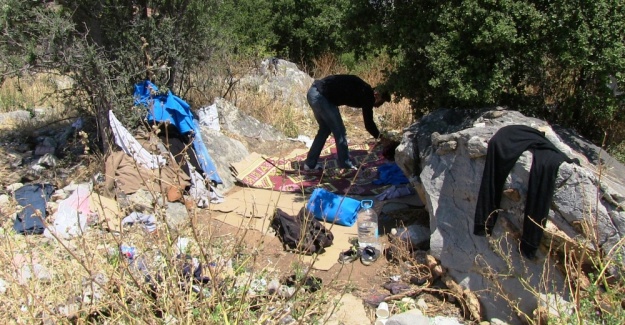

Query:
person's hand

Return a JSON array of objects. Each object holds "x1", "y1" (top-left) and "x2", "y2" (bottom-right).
[{"x1": 378, "y1": 133, "x2": 391, "y2": 146}]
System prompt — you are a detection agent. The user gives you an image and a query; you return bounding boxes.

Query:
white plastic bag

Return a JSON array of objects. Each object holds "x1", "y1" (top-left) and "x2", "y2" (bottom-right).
[{"x1": 197, "y1": 103, "x2": 220, "y2": 131}]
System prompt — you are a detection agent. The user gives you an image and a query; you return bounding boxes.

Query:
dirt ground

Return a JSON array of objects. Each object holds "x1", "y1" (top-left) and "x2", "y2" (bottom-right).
[
  {"x1": 196, "y1": 107, "x2": 470, "y2": 323},
  {"x1": 202, "y1": 188, "x2": 468, "y2": 323}
]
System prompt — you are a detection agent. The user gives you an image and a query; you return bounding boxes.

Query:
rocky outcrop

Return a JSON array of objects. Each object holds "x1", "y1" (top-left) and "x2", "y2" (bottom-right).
[
  {"x1": 212, "y1": 97, "x2": 286, "y2": 143},
  {"x1": 200, "y1": 127, "x2": 249, "y2": 193},
  {"x1": 202, "y1": 60, "x2": 311, "y2": 193},
  {"x1": 239, "y1": 58, "x2": 313, "y2": 114},
  {"x1": 394, "y1": 107, "x2": 625, "y2": 324}
]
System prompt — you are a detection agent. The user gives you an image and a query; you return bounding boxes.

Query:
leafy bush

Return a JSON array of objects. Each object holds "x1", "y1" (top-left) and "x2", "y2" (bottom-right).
[{"x1": 350, "y1": 0, "x2": 625, "y2": 146}]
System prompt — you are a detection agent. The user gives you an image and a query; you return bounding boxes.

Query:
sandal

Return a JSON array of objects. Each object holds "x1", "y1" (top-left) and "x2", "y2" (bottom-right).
[
  {"x1": 360, "y1": 246, "x2": 381, "y2": 266},
  {"x1": 338, "y1": 246, "x2": 360, "y2": 264}
]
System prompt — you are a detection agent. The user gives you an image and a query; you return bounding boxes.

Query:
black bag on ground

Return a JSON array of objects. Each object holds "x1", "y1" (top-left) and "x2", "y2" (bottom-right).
[{"x1": 271, "y1": 207, "x2": 334, "y2": 255}]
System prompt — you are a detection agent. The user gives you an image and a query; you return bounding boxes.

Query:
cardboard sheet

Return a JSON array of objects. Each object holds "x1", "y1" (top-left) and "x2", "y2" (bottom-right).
[
  {"x1": 209, "y1": 187, "x2": 358, "y2": 271},
  {"x1": 89, "y1": 193, "x2": 123, "y2": 232}
]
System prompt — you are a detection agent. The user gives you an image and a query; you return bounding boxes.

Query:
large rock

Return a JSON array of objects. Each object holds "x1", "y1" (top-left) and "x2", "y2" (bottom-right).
[
  {"x1": 200, "y1": 127, "x2": 249, "y2": 193},
  {"x1": 0, "y1": 110, "x2": 31, "y2": 126},
  {"x1": 394, "y1": 107, "x2": 625, "y2": 323},
  {"x1": 213, "y1": 97, "x2": 286, "y2": 142},
  {"x1": 239, "y1": 58, "x2": 313, "y2": 114}
]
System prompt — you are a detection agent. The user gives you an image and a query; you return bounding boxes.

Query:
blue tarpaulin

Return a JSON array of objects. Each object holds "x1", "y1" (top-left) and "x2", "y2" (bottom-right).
[{"x1": 133, "y1": 80, "x2": 223, "y2": 184}]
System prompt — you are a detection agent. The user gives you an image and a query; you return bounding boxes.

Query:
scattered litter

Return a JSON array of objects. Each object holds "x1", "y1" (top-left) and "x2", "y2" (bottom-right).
[
  {"x1": 120, "y1": 245, "x2": 137, "y2": 259},
  {"x1": 176, "y1": 237, "x2": 191, "y2": 254},
  {"x1": 13, "y1": 183, "x2": 55, "y2": 235},
  {"x1": 122, "y1": 212, "x2": 157, "y2": 233},
  {"x1": 375, "y1": 184, "x2": 415, "y2": 201},
  {"x1": 44, "y1": 183, "x2": 94, "y2": 239},
  {"x1": 286, "y1": 135, "x2": 313, "y2": 148},
  {"x1": 197, "y1": 103, "x2": 220, "y2": 131}
]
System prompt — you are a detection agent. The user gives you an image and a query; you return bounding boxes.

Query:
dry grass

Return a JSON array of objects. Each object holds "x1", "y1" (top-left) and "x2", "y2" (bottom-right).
[
  {"x1": 0, "y1": 160, "x2": 348, "y2": 324},
  {"x1": 0, "y1": 55, "x2": 416, "y2": 324},
  {"x1": 0, "y1": 74, "x2": 68, "y2": 113},
  {"x1": 231, "y1": 86, "x2": 312, "y2": 138},
  {"x1": 227, "y1": 53, "x2": 414, "y2": 140},
  {"x1": 0, "y1": 73, "x2": 77, "y2": 137}
]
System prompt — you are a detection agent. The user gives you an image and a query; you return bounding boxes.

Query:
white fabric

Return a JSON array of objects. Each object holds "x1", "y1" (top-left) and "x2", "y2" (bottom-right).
[
  {"x1": 188, "y1": 168, "x2": 224, "y2": 207},
  {"x1": 108, "y1": 110, "x2": 165, "y2": 169}
]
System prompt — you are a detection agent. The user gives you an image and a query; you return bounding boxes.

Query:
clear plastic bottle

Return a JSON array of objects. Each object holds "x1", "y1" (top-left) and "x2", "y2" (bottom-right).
[{"x1": 357, "y1": 200, "x2": 380, "y2": 250}]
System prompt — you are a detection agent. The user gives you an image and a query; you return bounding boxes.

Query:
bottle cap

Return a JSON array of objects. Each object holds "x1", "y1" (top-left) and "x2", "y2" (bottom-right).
[{"x1": 361, "y1": 200, "x2": 373, "y2": 209}]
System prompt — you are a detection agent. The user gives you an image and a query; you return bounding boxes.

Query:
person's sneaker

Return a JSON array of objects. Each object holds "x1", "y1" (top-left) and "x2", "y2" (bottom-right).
[
  {"x1": 342, "y1": 162, "x2": 359, "y2": 171},
  {"x1": 303, "y1": 162, "x2": 323, "y2": 171}
]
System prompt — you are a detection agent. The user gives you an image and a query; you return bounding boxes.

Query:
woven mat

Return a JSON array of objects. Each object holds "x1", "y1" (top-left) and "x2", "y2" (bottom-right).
[{"x1": 231, "y1": 140, "x2": 390, "y2": 196}]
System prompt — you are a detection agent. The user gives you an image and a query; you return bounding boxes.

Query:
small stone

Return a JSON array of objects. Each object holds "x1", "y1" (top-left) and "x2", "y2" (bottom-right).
[
  {"x1": 51, "y1": 190, "x2": 68, "y2": 201},
  {"x1": 33, "y1": 264, "x2": 52, "y2": 283},
  {"x1": 166, "y1": 201, "x2": 189, "y2": 230},
  {"x1": 386, "y1": 310, "x2": 429, "y2": 325},
  {"x1": 0, "y1": 194, "x2": 11, "y2": 208},
  {"x1": 416, "y1": 298, "x2": 428, "y2": 311},
  {"x1": 278, "y1": 285, "x2": 295, "y2": 298},
  {"x1": 6, "y1": 183, "x2": 23, "y2": 193},
  {"x1": 267, "y1": 279, "x2": 281, "y2": 295}
]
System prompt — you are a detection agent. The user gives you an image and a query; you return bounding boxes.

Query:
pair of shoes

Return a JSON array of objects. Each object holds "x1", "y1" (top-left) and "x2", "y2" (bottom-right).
[
  {"x1": 360, "y1": 246, "x2": 381, "y2": 266},
  {"x1": 338, "y1": 246, "x2": 381, "y2": 265},
  {"x1": 303, "y1": 162, "x2": 323, "y2": 171},
  {"x1": 338, "y1": 246, "x2": 360, "y2": 264}
]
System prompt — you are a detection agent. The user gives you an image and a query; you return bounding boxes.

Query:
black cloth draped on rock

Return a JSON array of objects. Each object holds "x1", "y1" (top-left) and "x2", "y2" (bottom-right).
[{"x1": 473, "y1": 125, "x2": 578, "y2": 259}]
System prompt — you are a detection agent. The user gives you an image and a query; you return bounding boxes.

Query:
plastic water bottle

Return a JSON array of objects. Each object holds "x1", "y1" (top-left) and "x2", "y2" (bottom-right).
[{"x1": 357, "y1": 200, "x2": 380, "y2": 250}]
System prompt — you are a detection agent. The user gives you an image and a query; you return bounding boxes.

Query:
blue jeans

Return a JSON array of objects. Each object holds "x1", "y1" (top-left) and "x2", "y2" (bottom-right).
[{"x1": 305, "y1": 85, "x2": 352, "y2": 168}]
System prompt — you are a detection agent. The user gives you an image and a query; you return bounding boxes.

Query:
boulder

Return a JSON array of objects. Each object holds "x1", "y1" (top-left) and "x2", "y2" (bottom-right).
[
  {"x1": 239, "y1": 58, "x2": 313, "y2": 114},
  {"x1": 213, "y1": 97, "x2": 286, "y2": 142},
  {"x1": 0, "y1": 110, "x2": 31, "y2": 126},
  {"x1": 394, "y1": 107, "x2": 625, "y2": 323},
  {"x1": 200, "y1": 127, "x2": 249, "y2": 193}
]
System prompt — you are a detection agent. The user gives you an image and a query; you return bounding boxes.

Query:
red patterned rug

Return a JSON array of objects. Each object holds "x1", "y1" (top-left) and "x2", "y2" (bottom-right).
[{"x1": 231, "y1": 140, "x2": 391, "y2": 195}]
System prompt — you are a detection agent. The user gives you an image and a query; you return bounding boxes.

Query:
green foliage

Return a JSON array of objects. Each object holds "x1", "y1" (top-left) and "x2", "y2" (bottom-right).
[
  {"x1": 0, "y1": 0, "x2": 231, "y2": 152},
  {"x1": 575, "y1": 272, "x2": 625, "y2": 324},
  {"x1": 351, "y1": 0, "x2": 625, "y2": 145},
  {"x1": 214, "y1": 0, "x2": 277, "y2": 58},
  {"x1": 266, "y1": 0, "x2": 350, "y2": 66}
]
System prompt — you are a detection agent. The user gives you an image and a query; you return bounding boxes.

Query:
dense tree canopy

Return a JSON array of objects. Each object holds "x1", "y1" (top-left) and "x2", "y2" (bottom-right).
[
  {"x1": 0, "y1": 0, "x2": 624, "y2": 148},
  {"x1": 349, "y1": 0, "x2": 625, "y2": 143}
]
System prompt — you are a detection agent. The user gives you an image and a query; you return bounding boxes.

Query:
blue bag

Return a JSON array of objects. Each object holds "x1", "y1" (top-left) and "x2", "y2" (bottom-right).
[{"x1": 306, "y1": 188, "x2": 361, "y2": 227}]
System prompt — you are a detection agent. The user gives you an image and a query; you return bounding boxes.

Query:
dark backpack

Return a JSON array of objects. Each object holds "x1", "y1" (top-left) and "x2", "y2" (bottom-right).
[{"x1": 271, "y1": 207, "x2": 334, "y2": 255}]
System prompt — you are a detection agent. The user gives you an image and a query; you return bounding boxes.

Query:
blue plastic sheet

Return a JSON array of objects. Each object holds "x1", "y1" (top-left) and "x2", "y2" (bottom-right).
[{"x1": 133, "y1": 80, "x2": 223, "y2": 184}]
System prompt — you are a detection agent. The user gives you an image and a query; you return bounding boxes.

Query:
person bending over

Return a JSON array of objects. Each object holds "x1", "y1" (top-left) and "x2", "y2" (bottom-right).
[{"x1": 304, "y1": 74, "x2": 391, "y2": 171}]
